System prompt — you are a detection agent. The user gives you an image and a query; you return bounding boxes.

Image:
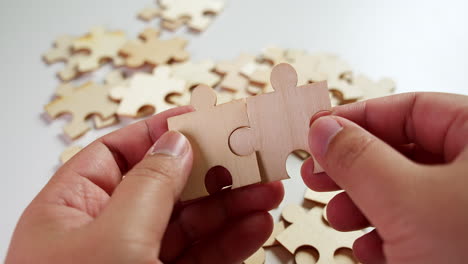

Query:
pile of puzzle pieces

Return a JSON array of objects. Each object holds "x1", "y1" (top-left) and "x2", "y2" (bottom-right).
[
  {"x1": 42, "y1": 1, "x2": 396, "y2": 263},
  {"x1": 244, "y1": 188, "x2": 364, "y2": 264}
]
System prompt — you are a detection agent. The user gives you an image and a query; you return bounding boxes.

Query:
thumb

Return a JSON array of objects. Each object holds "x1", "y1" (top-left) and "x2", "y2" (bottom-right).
[
  {"x1": 309, "y1": 116, "x2": 418, "y2": 222},
  {"x1": 95, "y1": 131, "x2": 192, "y2": 248}
]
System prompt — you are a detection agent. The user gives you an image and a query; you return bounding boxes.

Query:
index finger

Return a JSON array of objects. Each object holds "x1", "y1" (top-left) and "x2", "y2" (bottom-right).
[{"x1": 332, "y1": 92, "x2": 468, "y2": 162}]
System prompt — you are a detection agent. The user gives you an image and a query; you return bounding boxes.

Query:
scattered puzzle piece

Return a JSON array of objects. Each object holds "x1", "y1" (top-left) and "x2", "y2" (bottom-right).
[
  {"x1": 60, "y1": 146, "x2": 83, "y2": 163},
  {"x1": 120, "y1": 28, "x2": 189, "y2": 68},
  {"x1": 171, "y1": 60, "x2": 220, "y2": 90},
  {"x1": 43, "y1": 35, "x2": 76, "y2": 64},
  {"x1": 304, "y1": 188, "x2": 342, "y2": 205},
  {"x1": 243, "y1": 248, "x2": 265, "y2": 264},
  {"x1": 45, "y1": 82, "x2": 118, "y2": 139},
  {"x1": 137, "y1": 6, "x2": 160, "y2": 21},
  {"x1": 110, "y1": 66, "x2": 185, "y2": 117},
  {"x1": 229, "y1": 63, "x2": 331, "y2": 183},
  {"x1": 72, "y1": 26, "x2": 127, "y2": 72},
  {"x1": 215, "y1": 53, "x2": 256, "y2": 92},
  {"x1": 168, "y1": 85, "x2": 261, "y2": 201},
  {"x1": 355, "y1": 74, "x2": 396, "y2": 100},
  {"x1": 277, "y1": 204, "x2": 362, "y2": 264},
  {"x1": 264, "y1": 220, "x2": 288, "y2": 247},
  {"x1": 159, "y1": 0, "x2": 225, "y2": 31}
]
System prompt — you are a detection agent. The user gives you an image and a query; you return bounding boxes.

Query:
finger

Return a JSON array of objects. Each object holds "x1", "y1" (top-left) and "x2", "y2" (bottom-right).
[
  {"x1": 326, "y1": 192, "x2": 370, "y2": 231},
  {"x1": 353, "y1": 229, "x2": 385, "y2": 264},
  {"x1": 57, "y1": 106, "x2": 192, "y2": 194},
  {"x1": 160, "y1": 181, "x2": 284, "y2": 262},
  {"x1": 309, "y1": 116, "x2": 419, "y2": 230},
  {"x1": 332, "y1": 92, "x2": 468, "y2": 162},
  {"x1": 94, "y1": 131, "x2": 193, "y2": 252},
  {"x1": 301, "y1": 158, "x2": 341, "y2": 191},
  {"x1": 175, "y1": 212, "x2": 273, "y2": 264}
]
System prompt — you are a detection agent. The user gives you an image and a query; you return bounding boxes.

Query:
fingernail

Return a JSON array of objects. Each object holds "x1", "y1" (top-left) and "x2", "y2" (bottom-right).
[
  {"x1": 310, "y1": 116, "x2": 343, "y2": 158},
  {"x1": 150, "y1": 131, "x2": 188, "y2": 157}
]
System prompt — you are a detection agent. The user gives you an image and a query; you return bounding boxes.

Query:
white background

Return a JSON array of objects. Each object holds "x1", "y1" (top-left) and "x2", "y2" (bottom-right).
[{"x1": 1, "y1": 0, "x2": 467, "y2": 262}]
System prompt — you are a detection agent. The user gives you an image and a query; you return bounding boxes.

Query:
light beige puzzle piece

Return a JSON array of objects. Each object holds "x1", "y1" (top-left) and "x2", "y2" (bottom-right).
[
  {"x1": 304, "y1": 188, "x2": 342, "y2": 205},
  {"x1": 215, "y1": 53, "x2": 256, "y2": 92},
  {"x1": 261, "y1": 46, "x2": 288, "y2": 65},
  {"x1": 229, "y1": 63, "x2": 331, "y2": 183},
  {"x1": 355, "y1": 75, "x2": 396, "y2": 100},
  {"x1": 110, "y1": 66, "x2": 185, "y2": 117},
  {"x1": 137, "y1": 6, "x2": 160, "y2": 21},
  {"x1": 43, "y1": 35, "x2": 76, "y2": 64},
  {"x1": 241, "y1": 62, "x2": 274, "y2": 94},
  {"x1": 72, "y1": 26, "x2": 127, "y2": 72},
  {"x1": 120, "y1": 28, "x2": 189, "y2": 68},
  {"x1": 45, "y1": 82, "x2": 118, "y2": 139},
  {"x1": 264, "y1": 220, "x2": 288, "y2": 247},
  {"x1": 167, "y1": 85, "x2": 261, "y2": 201},
  {"x1": 277, "y1": 205, "x2": 362, "y2": 264},
  {"x1": 171, "y1": 60, "x2": 220, "y2": 90},
  {"x1": 60, "y1": 146, "x2": 83, "y2": 164},
  {"x1": 289, "y1": 54, "x2": 327, "y2": 86},
  {"x1": 243, "y1": 247, "x2": 265, "y2": 264},
  {"x1": 159, "y1": 0, "x2": 225, "y2": 31}
]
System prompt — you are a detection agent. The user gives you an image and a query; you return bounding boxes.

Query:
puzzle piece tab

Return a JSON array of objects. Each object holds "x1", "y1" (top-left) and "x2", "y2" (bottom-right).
[
  {"x1": 167, "y1": 85, "x2": 261, "y2": 201},
  {"x1": 120, "y1": 28, "x2": 189, "y2": 68},
  {"x1": 229, "y1": 63, "x2": 331, "y2": 183}
]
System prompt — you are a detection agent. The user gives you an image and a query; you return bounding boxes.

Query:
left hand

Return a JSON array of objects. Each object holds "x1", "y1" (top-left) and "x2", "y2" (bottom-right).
[{"x1": 6, "y1": 106, "x2": 284, "y2": 264}]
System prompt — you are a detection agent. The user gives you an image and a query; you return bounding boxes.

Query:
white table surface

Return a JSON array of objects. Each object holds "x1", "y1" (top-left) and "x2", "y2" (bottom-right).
[{"x1": 1, "y1": 0, "x2": 467, "y2": 262}]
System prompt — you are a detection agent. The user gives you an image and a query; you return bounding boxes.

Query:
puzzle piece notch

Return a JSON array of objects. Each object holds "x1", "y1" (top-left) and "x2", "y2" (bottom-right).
[
  {"x1": 277, "y1": 204, "x2": 362, "y2": 264},
  {"x1": 229, "y1": 63, "x2": 331, "y2": 182},
  {"x1": 167, "y1": 85, "x2": 262, "y2": 201},
  {"x1": 72, "y1": 26, "x2": 127, "y2": 72},
  {"x1": 119, "y1": 28, "x2": 189, "y2": 68},
  {"x1": 110, "y1": 66, "x2": 185, "y2": 117},
  {"x1": 159, "y1": 0, "x2": 225, "y2": 31}
]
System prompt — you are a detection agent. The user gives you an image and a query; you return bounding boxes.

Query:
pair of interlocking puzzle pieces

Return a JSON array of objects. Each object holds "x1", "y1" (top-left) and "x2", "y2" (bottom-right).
[{"x1": 168, "y1": 63, "x2": 331, "y2": 201}]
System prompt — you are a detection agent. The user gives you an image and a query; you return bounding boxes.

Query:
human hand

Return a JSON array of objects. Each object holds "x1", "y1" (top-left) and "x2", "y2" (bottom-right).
[
  {"x1": 6, "y1": 106, "x2": 284, "y2": 264},
  {"x1": 302, "y1": 93, "x2": 468, "y2": 264}
]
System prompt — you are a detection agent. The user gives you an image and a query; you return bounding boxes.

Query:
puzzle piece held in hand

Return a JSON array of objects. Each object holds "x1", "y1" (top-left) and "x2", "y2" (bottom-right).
[
  {"x1": 277, "y1": 205, "x2": 362, "y2": 264},
  {"x1": 159, "y1": 0, "x2": 225, "y2": 31},
  {"x1": 110, "y1": 66, "x2": 185, "y2": 117},
  {"x1": 72, "y1": 26, "x2": 127, "y2": 72},
  {"x1": 229, "y1": 63, "x2": 331, "y2": 183},
  {"x1": 168, "y1": 85, "x2": 261, "y2": 201},
  {"x1": 45, "y1": 82, "x2": 119, "y2": 139},
  {"x1": 120, "y1": 28, "x2": 189, "y2": 68}
]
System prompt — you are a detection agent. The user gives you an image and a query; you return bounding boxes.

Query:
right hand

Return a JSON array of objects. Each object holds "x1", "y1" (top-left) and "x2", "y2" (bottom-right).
[{"x1": 302, "y1": 92, "x2": 468, "y2": 264}]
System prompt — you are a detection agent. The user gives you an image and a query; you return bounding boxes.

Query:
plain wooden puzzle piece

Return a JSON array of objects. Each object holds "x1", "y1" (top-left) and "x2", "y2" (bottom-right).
[
  {"x1": 243, "y1": 247, "x2": 265, "y2": 264},
  {"x1": 171, "y1": 60, "x2": 220, "y2": 90},
  {"x1": 119, "y1": 28, "x2": 189, "y2": 68},
  {"x1": 159, "y1": 0, "x2": 225, "y2": 31},
  {"x1": 60, "y1": 146, "x2": 83, "y2": 163},
  {"x1": 72, "y1": 26, "x2": 127, "y2": 72},
  {"x1": 45, "y1": 82, "x2": 118, "y2": 139},
  {"x1": 43, "y1": 35, "x2": 76, "y2": 64},
  {"x1": 241, "y1": 61, "x2": 274, "y2": 94},
  {"x1": 277, "y1": 204, "x2": 362, "y2": 264},
  {"x1": 261, "y1": 46, "x2": 288, "y2": 65},
  {"x1": 229, "y1": 63, "x2": 331, "y2": 183},
  {"x1": 110, "y1": 66, "x2": 185, "y2": 117},
  {"x1": 215, "y1": 53, "x2": 256, "y2": 92},
  {"x1": 304, "y1": 188, "x2": 342, "y2": 205},
  {"x1": 167, "y1": 85, "x2": 261, "y2": 201},
  {"x1": 137, "y1": 6, "x2": 160, "y2": 21}
]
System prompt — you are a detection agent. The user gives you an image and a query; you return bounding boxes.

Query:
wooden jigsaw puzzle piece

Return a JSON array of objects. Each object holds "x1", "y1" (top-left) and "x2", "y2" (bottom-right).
[
  {"x1": 304, "y1": 188, "x2": 342, "y2": 205},
  {"x1": 137, "y1": 6, "x2": 161, "y2": 21},
  {"x1": 159, "y1": 0, "x2": 225, "y2": 31},
  {"x1": 277, "y1": 205, "x2": 362, "y2": 264},
  {"x1": 72, "y1": 26, "x2": 127, "y2": 72},
  {"x1": 45, "y1": 82, "x2": 118, "y2": 139},
  {"x1": 355, "y1": 74, "x2": 395, "y2": 100},
  {"x1": 60, "y1": 145, "x2": 83, "y2": 164},
  {"x1": 43, "y1": 35, "x2": 76, "y2": 64},
  {"x1": 229, "y1": 63, "x2": 331, "y2": 183},
  {"x1": 110, "y1": 66, "x2": 185, "y2": 117},
  {"x1": 168, "y1": 85, "x2": 261, "y2": 201},
  {"x1": 120, "y1": 28, "x2": 189, "y2": 68},
  {"x1": 215, "y1": 53, "x2": 256, "y2": 92}
]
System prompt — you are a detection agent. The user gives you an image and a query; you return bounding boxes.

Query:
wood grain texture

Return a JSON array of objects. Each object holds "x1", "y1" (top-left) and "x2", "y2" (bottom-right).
[
  {"x1": 167, "y1": 85, "x2": 261, "y2": 201},
  {"x1": 229, "y1": 63, "x2": 331, "y2": 182}
]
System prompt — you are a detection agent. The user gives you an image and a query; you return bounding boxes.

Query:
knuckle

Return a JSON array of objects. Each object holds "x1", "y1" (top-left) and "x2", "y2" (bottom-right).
[
  {"x1": 328, "y1": 128, "x2": 378, "y2": 171},
  {"x1": 131, "y1": 161, "x2": 177, "y2": 190}
]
